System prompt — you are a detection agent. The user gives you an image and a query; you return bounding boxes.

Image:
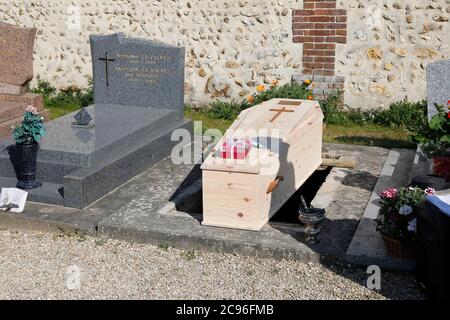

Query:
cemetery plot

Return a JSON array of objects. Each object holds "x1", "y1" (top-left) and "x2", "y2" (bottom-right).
[{"x1": 0, "y1": 32, "x2": 192, "y2": 208}]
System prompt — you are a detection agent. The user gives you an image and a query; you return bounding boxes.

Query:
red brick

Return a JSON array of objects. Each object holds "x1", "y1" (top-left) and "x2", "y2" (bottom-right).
[
  {"x1": 314, "y1": 23, "x2": 326, "y2": 29},
  {"x1": 313, "y1": 36, "x2": 326, "y2": 42},
  {"x1": 306, "y1": 29, "x2": 335, "y2": 36},
  {"x1": 315, "y1": 2, "x2": 337, "y2": 9},
  {"x1": 303, "y1": 62, "x2": 325, "y2": 69},
  {"x1": 314, "y1": 56, "x2": 335, "y2": 63},
  {"x1": 303, "y1": 3, "x2": 315, "y2": 9},
  {"x1": 303, "y1": 56, "x2": 314, "y2": 63},
  {"x1": 314, "y1": 9, "x2": 342, "y2": 15},
  {"x1": 324, "y1": 23, "x2": 347, "y2": 29},
  {"x1": 314, "y1": 43, "x2": 336, "y2": 50},
  {"x1": 336, "y1": 29, "x2": 347, "y2": 36},
  {"x1": 293, "y1": 9, "x2": 314, "y2": 16},
  {"x1": 299, "y1": 36, "x2": 315, "y2": 43},
  {"x1": 336, "y1": 15, "x2": 347, "y2": 22},
  {"x1": 292, "y1": 16, "x2": 304, "y2": 22},
  {"x1": 293, "y1": 30, "x2": 304, "y2": 36},
  {"x1": 325, "y1": 36, "x2": 346, "y2": 43},
  {"x1": 304, "y1": 50, "x2": 326, "y2": 57},
  {"x1": 293, "y1": 22, "x2": 314, "y2": 29}
]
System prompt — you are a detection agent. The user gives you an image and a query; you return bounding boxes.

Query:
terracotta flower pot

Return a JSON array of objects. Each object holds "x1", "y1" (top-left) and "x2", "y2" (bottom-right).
[
  {"x1": 382, "y1": 235, "x2": 416, "y2": 260},
  {"x1": 432, "y1": 157, "x2": 450, "y2": 182}
]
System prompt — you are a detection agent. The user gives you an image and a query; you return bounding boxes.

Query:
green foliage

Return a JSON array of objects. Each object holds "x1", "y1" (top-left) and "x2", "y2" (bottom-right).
[
  {"x1": 320, "y1": 96, "x2": 428, "y2": 129},
  {"x1": 12, "y1": 108, "x2": 46, "y2": 145},
  {"x1": 30, "y1": 79, "x2": 94, "y2": 110},
  {"x1": 409, "y1": 104, "x2": 450, "y2": 157},
  {"x1": 242, "y1": 82, "x2": 313, "y2": 109},
  {"x1": 207, "y1": 100, "x2": 243, "y2": 120},
  {"x1": 198, "y1": 82, "x2": 313, "y2": 122}
]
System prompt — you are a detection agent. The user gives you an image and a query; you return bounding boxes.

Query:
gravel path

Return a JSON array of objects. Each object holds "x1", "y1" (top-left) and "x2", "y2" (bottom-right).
[{"x1": 0, "y1": 229, "x2": 424, "y2": 300}]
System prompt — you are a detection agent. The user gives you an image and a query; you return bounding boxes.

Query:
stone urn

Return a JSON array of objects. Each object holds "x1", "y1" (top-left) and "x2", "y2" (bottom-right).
[
  {"x1": 298, "y1": 195, "x2": 326, "y2": 245},
  {"x1": 15, "y1": 143, "x2": 42, "y2": 190}
]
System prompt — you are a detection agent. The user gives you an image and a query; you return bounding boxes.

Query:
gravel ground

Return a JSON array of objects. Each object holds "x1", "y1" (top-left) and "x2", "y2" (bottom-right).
[{"x1": 0, "y1": 229, "x2": 424, "y2": 300}]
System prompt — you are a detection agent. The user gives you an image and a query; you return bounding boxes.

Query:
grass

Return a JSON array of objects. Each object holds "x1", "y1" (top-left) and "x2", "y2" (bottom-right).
[
  {"x1": 184, "y1": 109, "x2": 415, "y2": 149},
  {"x1": 46, "y1": 102, "x2": 81, "y2": 120},
  {"x1": 323, "y1": 124, "x2": 415, "y2": 149},
  {"x1": 45, "y1": 104, "x2": 414, "y2": 149}
]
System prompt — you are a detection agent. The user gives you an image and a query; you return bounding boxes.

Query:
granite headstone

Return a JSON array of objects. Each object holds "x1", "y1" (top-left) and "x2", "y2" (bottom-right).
[
  {"x1": 90, "y1": 33, "x2": 185, "y2": 117},
  {"x1": 426, "y1": 59, "x2": 450, "y2": 120},
  {"x1": 0, "y1": 21, "x2": 37, "y2": 95}
]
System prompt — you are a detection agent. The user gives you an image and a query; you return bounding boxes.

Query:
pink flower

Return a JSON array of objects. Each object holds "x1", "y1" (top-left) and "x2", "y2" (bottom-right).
[
  {"x1": 26, "y1": 105, "x2": 38, "y2": 115},
  {"x1": 424, "y1": 187, "x2": 436, "y2": 196},
  {"x1": 380, "y1": 188, "x2": 398, "y2": 199}
]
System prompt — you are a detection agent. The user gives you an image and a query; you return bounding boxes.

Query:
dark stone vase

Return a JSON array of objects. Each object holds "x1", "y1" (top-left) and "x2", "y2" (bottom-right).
[{"x1": 15, "y1": 143, "x2": 42, "y2": 190}]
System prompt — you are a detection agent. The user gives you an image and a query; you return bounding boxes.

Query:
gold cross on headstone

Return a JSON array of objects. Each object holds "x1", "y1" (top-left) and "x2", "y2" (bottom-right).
[
  {"x1": 99, "y1": 51, "x2": 115, "y2": 87},
  {"x1": 269, "y1": 107, "x2": 295, "y2": 123}
]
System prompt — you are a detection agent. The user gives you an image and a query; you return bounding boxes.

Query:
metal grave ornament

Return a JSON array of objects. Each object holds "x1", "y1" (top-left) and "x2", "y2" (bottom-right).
[{"x1": 72, "y1": 107, "x2": 94, "y2": 128}]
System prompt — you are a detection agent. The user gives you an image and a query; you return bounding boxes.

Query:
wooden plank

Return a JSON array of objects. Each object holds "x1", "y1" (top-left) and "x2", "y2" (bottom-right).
[{"x1": 201, "y1": 98, "x2": 324, "y2": 231}]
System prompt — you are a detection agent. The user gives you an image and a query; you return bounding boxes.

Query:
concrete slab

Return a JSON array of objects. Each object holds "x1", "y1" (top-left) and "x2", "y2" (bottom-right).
[{"x1": 346, "y1": 148, "x2": 417, "y2": 270}]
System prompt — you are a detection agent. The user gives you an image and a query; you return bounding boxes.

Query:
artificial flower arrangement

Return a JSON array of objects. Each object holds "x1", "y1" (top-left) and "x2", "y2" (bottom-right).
[
  {"x1": 376, "y1": 186, "x2": 435, "y2": 259},
  {"x1": 12, "y1": 105, "x2": 46, "y2": 145}
]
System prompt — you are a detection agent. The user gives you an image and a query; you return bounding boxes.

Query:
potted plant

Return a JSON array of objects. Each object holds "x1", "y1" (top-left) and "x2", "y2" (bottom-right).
[
  {"x1": 409, "y1": 103, "x2": 450, "y2": 181},
  {"x1": 10, "y1": 105, "x2": 46, "y2": 189},
  {"x1": 376, "y1": 186, "x2": 434, "y2": 259}
]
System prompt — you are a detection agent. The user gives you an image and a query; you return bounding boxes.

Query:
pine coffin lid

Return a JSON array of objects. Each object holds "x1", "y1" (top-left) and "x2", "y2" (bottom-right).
[{"x1": 201, "y1": 98, "x2": 324, "y2": 174}]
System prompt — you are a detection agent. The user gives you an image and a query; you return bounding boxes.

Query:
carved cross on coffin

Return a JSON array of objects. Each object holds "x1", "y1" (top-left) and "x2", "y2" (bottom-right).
[{"x1": 268, "y1": 107, "x2": 295, "y2": 122}]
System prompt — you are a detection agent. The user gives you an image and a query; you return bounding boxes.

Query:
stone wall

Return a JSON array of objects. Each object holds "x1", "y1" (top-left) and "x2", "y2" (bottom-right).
[
  {"x1": 0, "y1": 0, "x2": 300, "y2": 106},
  {"x1": 336, "y1": 0, "x2": 450, "y2": 109},
  {"x1": 0, "y1": 0, "x2": 449, "y2": 108}
]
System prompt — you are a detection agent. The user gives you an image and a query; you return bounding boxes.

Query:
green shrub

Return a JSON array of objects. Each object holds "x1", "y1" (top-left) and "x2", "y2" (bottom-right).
[
  {"x1": 319, "y1": 93, "x2": 428, "y2": 129},
  {"x1": 30, "y1": 79, "x2": 94, "y2": 109},
  {"x1": 242, "y1": 82, "x2": 313, "y2": 109},
  {"x1": 377, "y1": 99, "x2": 428, "y2": 130},
  {"x1": 207, "y1": 100, "x2": 243, "y2": 120},
  {"x1": 408, "y1": 104, "x2": 450, "y2": 157}
]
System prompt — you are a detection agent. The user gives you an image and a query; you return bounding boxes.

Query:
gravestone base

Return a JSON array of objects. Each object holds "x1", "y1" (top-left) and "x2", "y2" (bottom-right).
[
  {"x1": 0, "y1": 104, "x2": 193, "y2": 208},
  {"x1": 0, "y1": 83, "x2": 26, "y2": 95}
]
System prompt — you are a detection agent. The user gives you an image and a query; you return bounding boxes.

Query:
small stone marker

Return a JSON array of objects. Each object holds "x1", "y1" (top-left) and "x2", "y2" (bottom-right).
[
  {"x1": 72, "y1": 107, "x2": 94, "y2": 128},
  {"x1": 426, "y1": 59, "x2": 450, "y2": 120}
]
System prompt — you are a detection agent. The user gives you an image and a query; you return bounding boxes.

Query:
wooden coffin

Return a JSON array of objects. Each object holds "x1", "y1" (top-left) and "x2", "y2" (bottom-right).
[{"x1": 201, "y1": 98, "x2": 324, "y2": 231}]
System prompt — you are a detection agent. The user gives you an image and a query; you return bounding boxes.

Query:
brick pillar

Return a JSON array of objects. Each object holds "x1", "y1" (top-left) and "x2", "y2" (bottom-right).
[{"x1": 292, "y1": 0, "x2": 347, "y2": 99}]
